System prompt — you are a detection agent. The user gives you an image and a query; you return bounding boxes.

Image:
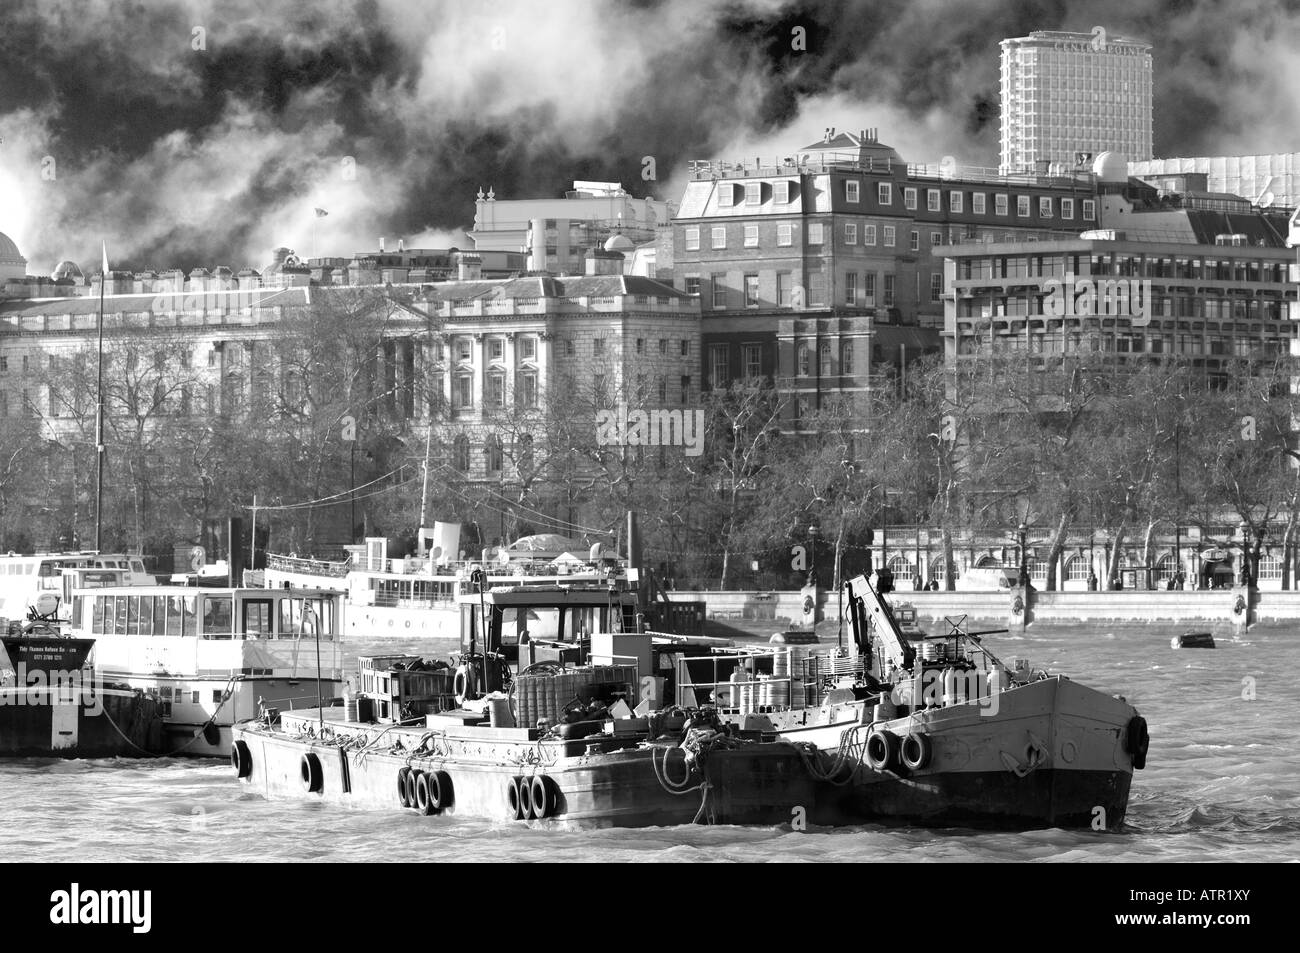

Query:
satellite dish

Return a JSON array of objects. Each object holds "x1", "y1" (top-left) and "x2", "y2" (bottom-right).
[
  {"x1": 589, "y1": 542, "x2": 603, "y2": 561},
  {"x1": 35, "y1": 593, "x2": 60, "y2": 616},
  {"x1": 499, "y1": 548, "x2": 511, "y2": 565}
]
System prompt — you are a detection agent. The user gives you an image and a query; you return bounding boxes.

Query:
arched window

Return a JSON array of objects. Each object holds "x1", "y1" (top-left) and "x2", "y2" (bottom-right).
[
  {"x1": 1065, "y1": 556, "x2": 1091, "y2": 581},
  {"x1": 1258, "y1": 554, "x2": 1283, "y2": 580},
  {"x1": 1029, "y1": 558, "x2": 1049, "y2": 581},
  {"x1": 797, "y1": 342, "x2": 811, "y2": 377},
  {"x1": 929, "y1": 556, "x2": 949, "y2": 582},
  {"x1": 841, "y1": 341, "x2": 854, "y2": 375},
  {"x1": 887, "y1": 556, "x2": 913, "y2": 577},
  {"x1": 452, "y1": 434, "x2": 470, "y2": 473},
  {"x1": 819, "y1": 342, "x2": 833, "y2": 377}
]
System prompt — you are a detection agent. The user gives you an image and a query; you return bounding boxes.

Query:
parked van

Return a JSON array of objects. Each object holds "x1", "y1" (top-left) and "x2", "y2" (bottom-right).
[{"x1": 955, "y1": 566, "x2": 1021, "y2": 591}]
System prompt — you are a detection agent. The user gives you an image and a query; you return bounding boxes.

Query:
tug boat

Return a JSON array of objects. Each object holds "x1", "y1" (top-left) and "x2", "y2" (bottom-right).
[
  {"x1": 687, "y1": 574, "x2": 1149, "y2": 829},
  {"x1": 0, "y1": 631, "x2": 162, "y2": 757},
  {"x1": 233, "y1": 577, "x2": 840, "y2": 826}
]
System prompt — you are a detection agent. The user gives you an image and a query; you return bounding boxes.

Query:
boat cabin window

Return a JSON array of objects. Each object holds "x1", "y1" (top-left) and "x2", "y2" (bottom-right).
[
  {"x1": 276, "y1": 596, "x2": 333, "y2": 639},
  {"x1": 243, "y1": 599, "x2": 273, "y2": 637},
  {"x1": 203, "y1": 596, "x2": 234, "y2": 639},
  {"x1": 89, "y1": 593, "x2": 197, "y2": 636}
]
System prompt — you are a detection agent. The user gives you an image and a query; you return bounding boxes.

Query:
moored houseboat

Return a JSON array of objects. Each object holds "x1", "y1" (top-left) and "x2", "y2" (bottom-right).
[{"x1": 65, "y1": 585, "x2": 345, "y2": 756}]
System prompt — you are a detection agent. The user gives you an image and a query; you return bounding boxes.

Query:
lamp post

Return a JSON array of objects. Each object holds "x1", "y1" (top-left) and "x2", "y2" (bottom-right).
[
  {"x1": 342, "y1": 415, "x2": 357, "y2": 543},
  {"x1": 1018, "y1": 521, "x2": 1029, "y2": 587},
  {"x1": 807, "y1": 523, "x2": 819, "y2": 587}
]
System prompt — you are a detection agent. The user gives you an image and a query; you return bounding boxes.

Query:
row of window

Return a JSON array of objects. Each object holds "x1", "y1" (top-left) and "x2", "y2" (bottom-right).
[
  {"x1": 558, "y1": 338, "x2": 692, "y2": 358},
  {"x1": 686, "y1": 271, "x2": 898, "y2": 310},
  {"x1": 958, "y1": 255, "x2": 1296, "y2": 285},
  {"x1": 955, "y1": 330, "x2": 1291, "y2": 359},
  {"x1": 705, "y1": 341, "x2": 858, "y2": 387},
  {"x1": 84, "y1": 593, "x2": 335, "y2": 639}
]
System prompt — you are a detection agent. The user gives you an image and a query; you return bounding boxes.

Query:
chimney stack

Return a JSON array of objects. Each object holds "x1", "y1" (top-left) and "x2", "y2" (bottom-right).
[
  {"x1": 379, "y1": 237, "x2": 386, "y2": 252},
  {"x1": 398, "y1": 238, "x2": 405, "y2": 252}
]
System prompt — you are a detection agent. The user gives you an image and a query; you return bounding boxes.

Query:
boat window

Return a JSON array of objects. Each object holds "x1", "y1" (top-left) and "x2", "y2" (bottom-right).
[
  {"x1": 182, "y1": 595, "x2": 196, "y2": 636},
  {"x1": 305, "y1": 597, "x2": 332, "y2": 639},
  {"x1": 278, "y1": 598, "x2": 304, "y2": 637},
  {"x1": 502, "y1": 606, "x2": 561, "y2": 643},
  {"x1": 166, "y1": 595, "x2": 184, "y2": 635},
  {"x1": 243, "y1": 599, "x2": 273, "y2": 637},
  {"x1": 127, "y1": 596, "x2": 142, "y2": 635},
  {"x1": 568, "y1": 606, "x2": 598, "y2": 640},
  {"x1": 137, "y1": 596, "x2": 154, "y2": 636},
  {"x1": 203, "y1": 596, "x2": 234, "y2": 639},
  {"x1": 114, "y1": 596, "x2": 127, "y2": 634},
  {"x1": 153, "y1": 596, "x2": 166, "y2": 635},
  {"x1": 131, "y1": 560, "x2": 145, "y2": 575}
]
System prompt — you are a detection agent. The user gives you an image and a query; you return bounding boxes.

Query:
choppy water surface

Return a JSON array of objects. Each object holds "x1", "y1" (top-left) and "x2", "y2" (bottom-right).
[{"x1": 4, "y1": 626, "x2": 1298, "y2": 862}]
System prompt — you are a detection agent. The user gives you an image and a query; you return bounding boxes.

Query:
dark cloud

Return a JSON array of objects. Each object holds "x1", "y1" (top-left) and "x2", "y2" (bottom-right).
[{"x1": 1, "y1": 0, "x2": 1295, "y2": 272}]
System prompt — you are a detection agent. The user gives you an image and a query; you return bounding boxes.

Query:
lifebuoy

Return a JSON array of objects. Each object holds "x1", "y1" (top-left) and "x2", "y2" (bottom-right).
[
  {"x1": 414, "y1": 771, "x2": 435, "y2": 815},
  {"x1": 230, "y1": 740, "x2": 252, "y2": 779},
  {"x1": 397, "y1": 767, "x2": 412, "y2": 807},
  {"x1": 901, "y1": 732, "x2": 931, "y2": 771},
  {"x1": 1233, "y1": 595, "x2": 1247, "y2": 616},
  {"x1": 1125, "y1": 716, "x2": 1150, "y2": 770},
  {"x1": 530, "y1": 775, "x2": 553, "y2": 819},
  {"x1": 866, "y1": 729, "x2": 900, "y2": 771},
  {"x1": 454, "y1": 664, "x2": 477, "y2": 704},
  {"x1": 300, "y1": 752, "x2": 323, "y2": 794},
  {"x1": 507, "y1": 776, "x2": 524, "y2": 820},
  {"x1": 1012, "y1": 595, "x2": 1025, "y2": 615}
]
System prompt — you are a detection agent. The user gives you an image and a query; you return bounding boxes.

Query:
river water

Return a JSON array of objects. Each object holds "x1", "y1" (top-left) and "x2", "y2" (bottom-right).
[{"x1": 4, "y1": 624, "x2": 1297, "y2": 863}]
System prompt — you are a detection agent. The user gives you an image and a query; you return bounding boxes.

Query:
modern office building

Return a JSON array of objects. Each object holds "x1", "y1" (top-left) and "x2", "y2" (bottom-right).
[{"x1": 1000, "y1": 28, "x2": 1153, "y2": 174}]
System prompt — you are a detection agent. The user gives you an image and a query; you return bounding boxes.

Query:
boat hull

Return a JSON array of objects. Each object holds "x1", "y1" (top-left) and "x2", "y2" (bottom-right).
[
  {"x1": 780, "y1": 676, "x2": 1140, "y2": 829},
  {"x1": 0, "y1": 686, "x2": 162, "y2": 758},
  {"x1": 234, "y1": 719, "x2": 840, "y2": 828}
]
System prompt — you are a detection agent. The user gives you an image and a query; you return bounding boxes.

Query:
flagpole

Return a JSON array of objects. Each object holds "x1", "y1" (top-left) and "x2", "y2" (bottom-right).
[{"x1": 94, "y1": 244, "x2": 106, "y2": 553}]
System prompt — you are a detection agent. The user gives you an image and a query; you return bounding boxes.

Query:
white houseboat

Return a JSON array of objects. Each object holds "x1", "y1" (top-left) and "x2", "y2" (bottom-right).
[{"x1": 66, "y1": 584, "x2": 344, "y2": 756}]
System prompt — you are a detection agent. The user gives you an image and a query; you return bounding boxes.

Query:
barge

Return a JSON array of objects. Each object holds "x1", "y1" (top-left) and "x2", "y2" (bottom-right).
[
  {"x1": 235, "y1": 576, "x2": 838, "y2": 826},
  {"x1": 1, "y1": 632, "x2": 162, "y2": 757}
]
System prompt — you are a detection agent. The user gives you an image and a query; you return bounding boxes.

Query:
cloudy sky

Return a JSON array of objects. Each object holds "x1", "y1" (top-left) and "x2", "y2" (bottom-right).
[{"x1": 1, "y1": 0, "x2": 1297, "y2": 274}]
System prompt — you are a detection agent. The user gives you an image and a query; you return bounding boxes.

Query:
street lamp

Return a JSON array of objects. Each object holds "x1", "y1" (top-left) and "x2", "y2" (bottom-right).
[
  {"x1": 341, "y1": 414, "x2": 358, "y2": 543},
  {"x1": 807, "y1": 523, "x2": 819, "y2": 587},
  {"x1": 1017, "y1": 521, "x2": 1029, "y2": 587}
]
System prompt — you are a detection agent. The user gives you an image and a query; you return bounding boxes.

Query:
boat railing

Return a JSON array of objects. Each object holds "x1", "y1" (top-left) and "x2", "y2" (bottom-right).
[{"x1": 265, "y1": 554, "x2": 350, "y2": 578}]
